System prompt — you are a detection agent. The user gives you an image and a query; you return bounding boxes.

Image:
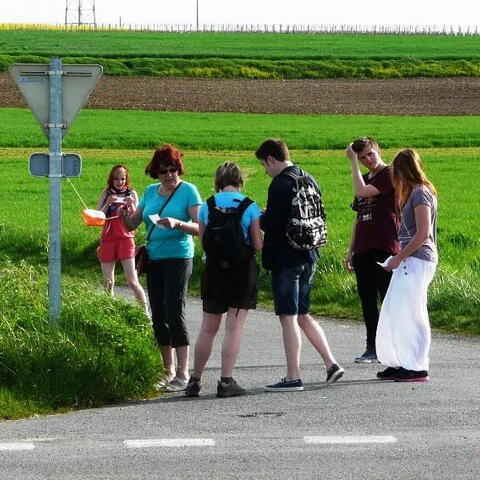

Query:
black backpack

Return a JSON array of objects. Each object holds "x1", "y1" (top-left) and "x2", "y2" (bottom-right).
[
  {"x1": 283, "y1": 170, "x2": 327, "y2": 250},
  {"x1": 202, "y1": 196, "x2": 254, "y2": 268}
]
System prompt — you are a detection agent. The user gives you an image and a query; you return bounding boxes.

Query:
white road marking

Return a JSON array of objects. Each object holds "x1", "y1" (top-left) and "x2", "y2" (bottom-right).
[
  {"x1": 124, "y1": 438, "x2": 215, "y2": 448},
  {"x1": 0, "y1": 443, "x2": 35, "y2": 451},
  {"x1": 304, "y1": 435, "x2": 397, "y2": 444}
]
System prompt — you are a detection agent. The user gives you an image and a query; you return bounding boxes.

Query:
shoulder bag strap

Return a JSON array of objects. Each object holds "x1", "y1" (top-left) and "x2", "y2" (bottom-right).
[{"x1": 145, "y1": 182, "x2": 183, "y2": 243}]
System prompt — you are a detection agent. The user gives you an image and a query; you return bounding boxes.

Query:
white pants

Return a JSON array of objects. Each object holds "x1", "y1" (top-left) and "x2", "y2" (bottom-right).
[{"x1": 376, "y1": 256, "x2": 437, "y2": 372}]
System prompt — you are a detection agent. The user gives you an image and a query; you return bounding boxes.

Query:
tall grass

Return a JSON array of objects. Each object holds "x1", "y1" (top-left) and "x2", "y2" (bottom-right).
[
  {"x1": 2, "y1": 54, "x2": 480, "y2": 79},
  {"x1": 0, "y1": 260, "x2": 161, "y2": 419}
]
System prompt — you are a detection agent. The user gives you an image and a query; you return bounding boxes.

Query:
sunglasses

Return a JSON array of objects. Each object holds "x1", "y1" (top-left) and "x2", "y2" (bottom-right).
[{"x1": 158, "y1": 166, "x2": 178, "y2": 175}]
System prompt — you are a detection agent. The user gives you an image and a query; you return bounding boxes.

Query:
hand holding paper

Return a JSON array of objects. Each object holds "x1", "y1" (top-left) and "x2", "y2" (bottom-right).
[{"x1": 148, "y1": 214, "x2": 166, "y2": 229}]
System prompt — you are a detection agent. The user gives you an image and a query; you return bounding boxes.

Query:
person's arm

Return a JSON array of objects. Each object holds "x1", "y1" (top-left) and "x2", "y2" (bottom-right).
[
  {"x1": 346, "y1": 144, "x2": 381, "y2": 198},
  {"x1": 97, "y1": 190, "x2": 113, "y2": 212},
  {"x1": 156, "y1": 204, "x2": 200, "y2": 236},
  {"x1": 123, "y1": 190, "x2": 139, "y2": 215},
  {"x1": 385, "y1": 204, "x2": 430, "y2": 271},
  {"x1": 249, "y1": 218, "x2": 263, "y2": 251},
  {"x1": 344, "y1": 221, "x2": 357, "y2": 272},
  {"x1": 261, "y1": 177, "x2": 291, "y2": 237},
  {"x1": 120, "y1": 204, "x2": 143, "y2": 231}
]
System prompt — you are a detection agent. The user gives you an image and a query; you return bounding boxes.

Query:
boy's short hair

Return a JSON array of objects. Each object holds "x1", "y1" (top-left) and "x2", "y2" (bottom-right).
[
  {"x1": 351, "y1": 137, "x2": 381, "y2": 154},
  {"x1": 214, "y1": 161, "x2": 244, "y2": 192},
  {"x1": 255, "y1": 138, "x2": 290, "y2": 162}
]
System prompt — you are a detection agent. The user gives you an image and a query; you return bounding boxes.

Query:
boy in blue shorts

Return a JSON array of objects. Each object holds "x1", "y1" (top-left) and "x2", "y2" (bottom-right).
[{"x1": 255, "y1": 138, "x2": 344, "y2": 392}]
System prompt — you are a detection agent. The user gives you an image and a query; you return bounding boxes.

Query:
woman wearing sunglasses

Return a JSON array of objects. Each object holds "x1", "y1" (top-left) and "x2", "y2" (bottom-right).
[{"x1": 122, "y1": 144, "x2": 202, "y2": 392}]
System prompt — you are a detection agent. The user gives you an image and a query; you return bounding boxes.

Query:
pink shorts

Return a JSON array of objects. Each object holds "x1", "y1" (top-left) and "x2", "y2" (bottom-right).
[{"x1": 98, "y1": 238, "x2": 135, "y2": 263}]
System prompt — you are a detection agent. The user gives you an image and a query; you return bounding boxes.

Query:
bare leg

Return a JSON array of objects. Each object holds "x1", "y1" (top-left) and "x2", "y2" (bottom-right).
[
  {"x1": 175, "y1": 345, "x2": 190, "y2": 381},
  {"x1": 298, "y1": 313, "x2": 336, "y2": 369},
  {"x1": 159, "y1": 345, "x2": 175, "y2": 379},
  {"x1": 221, "y1": 309, "x2": 248, "y2": 378},
  {"x1": 120, "y1": 257, "x2": 149, "y2": 313},
  {"x1": 193, "y1": 313, "x2": 222, "y2": 378},
  {"x1": 279, "y1": 314, "x2": 302, "y2": 380},
  {"x1": 100, "y1": 261, "x2": 115, "y2": 296}
]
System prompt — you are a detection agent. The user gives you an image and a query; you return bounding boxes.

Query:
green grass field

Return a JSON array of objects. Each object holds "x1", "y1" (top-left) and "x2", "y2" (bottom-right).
[
  {"x1": 1, "y1": 31, "x2": 480, "y2": 78},
  {"x1": 2, "y1": 108, "x2": 480, "y2": 150},
  {"x1": 1, "y1": 108, "x2": 479, "y2": 335},
  {"x1": 2, "y1": 31, "x2": 479, "y2": 59}
]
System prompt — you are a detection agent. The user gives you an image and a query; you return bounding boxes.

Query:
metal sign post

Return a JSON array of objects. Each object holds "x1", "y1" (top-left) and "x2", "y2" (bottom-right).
[
  {"x1": 48, "y1": 57, "x2": 64, "y2": 322},
  {"x1": 10, "y1": 58, "x2": 103, "y2": 324}
]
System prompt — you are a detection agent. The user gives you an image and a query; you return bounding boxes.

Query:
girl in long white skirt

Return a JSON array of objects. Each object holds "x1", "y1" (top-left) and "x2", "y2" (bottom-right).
[{"x1": 376, "y1": 149, "x2": 438, "y2": 383}]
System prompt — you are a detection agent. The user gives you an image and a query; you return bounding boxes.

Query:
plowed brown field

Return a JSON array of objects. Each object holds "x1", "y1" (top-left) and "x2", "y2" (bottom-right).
[{"x1": 1, "y1": 74, "x2": 479, "y2": 115}]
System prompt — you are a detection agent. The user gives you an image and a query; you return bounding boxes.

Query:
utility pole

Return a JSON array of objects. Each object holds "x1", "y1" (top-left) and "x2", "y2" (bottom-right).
[{"x1": 196, "y1": 0, "x2": 199, "y2": 31}]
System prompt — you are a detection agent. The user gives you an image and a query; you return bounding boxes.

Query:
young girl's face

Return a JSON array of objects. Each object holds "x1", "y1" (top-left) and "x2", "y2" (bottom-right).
[{"x1": 112, "y1": 168, "x2": 127, "y2": 190}]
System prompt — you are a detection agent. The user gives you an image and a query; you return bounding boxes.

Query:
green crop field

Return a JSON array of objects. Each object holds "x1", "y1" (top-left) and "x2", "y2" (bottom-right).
[
  {"x1": 1, "y1": 108, "x2": 479, "y2": 335},
  {"x1": 2, "y1": 31, "x2": 479, "y2": 59},
  {"x1": 2, "y1": 108, "x2": 480, "y2": 151},
  {"x1": 1, "y1": 31, "x2": 480, "y2": 78}
]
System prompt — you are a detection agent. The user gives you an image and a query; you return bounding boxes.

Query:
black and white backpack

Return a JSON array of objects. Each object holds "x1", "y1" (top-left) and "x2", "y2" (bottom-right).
[{"x1": 283, "y1": 170, "x2": 327, "y2": 250}]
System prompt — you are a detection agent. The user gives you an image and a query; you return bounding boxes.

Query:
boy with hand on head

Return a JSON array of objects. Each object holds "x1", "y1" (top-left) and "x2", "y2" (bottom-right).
[
  {"x1": 255, "y1": 138, "x2": 344, "y2": 392},
  {"x1": 345, "y1": 137, "x2": 399, "y2": 363}
]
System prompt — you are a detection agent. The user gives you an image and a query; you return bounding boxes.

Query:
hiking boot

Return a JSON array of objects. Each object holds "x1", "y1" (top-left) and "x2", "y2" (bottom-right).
[
  {"x1": 354, "y1": 349, "x2": 378, "y2": 363},
  {"x1": 164, "y1": 377, "x2": 189, "y2": 392},
  {"x1": 185, "y1": 377, "x2": 202, "y2": 397},
  {"x1": 264, "y1": 377, "x2": 304, "y2": 392},
  {"x1": 394, "y1": 368, "x2": 429, "y2": 383},
  {"x1": 376, "y1": 367, "x2": 401, "y2": 380},
  {"x1": 217, "y1": 378, "x2": 246, "y2": 398},
  {"x1": 326, "y1": 364, "x2": 344, "y2": 384}
]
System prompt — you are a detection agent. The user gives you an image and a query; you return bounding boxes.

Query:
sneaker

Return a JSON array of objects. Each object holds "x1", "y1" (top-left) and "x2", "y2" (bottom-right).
[
  {"x1": 185, "y1": 377, "x2": 202, "y2": 397},
  {"x1": 376, "y1": 367, "x2": 401, "y2": 380},
  {"x1": 264, "y1": 377, "x2": 304, "y2": 392},
  {"x1": 394, "y1": 369, "x2": 429, "y2": 383},
  {"x1": 326, "y1": 364, "x2": 344, "y2": 384},
  {"x1": 217, "y1": 378, "x2": 246, "y2": 398},
  {"x1": 354, "y1": 350, "x2": 378, "y2": 363},
  {"x1": 164, "y1": 377, "x2": 189, "y2": 392},
  {"x1": 154, "y1": 373, "x2": 174, "y2": 390}
]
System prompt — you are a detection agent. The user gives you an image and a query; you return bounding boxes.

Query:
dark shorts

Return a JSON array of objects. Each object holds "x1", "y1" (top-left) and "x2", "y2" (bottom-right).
[
  {"x1": 271, "y1": 262, "x2": 316, "y2": 315},
  {"x1": 201, "y1": 257, "x2": 259, "y2": 314},
  {"x1": 98, "y1": 238, "x2": 135, "y2": 263}
]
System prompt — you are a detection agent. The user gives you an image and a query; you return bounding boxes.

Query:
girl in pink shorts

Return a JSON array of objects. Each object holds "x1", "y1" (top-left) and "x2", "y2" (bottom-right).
[{"x1": 97, "y1": 164, "x2": 148, "y2": 314}]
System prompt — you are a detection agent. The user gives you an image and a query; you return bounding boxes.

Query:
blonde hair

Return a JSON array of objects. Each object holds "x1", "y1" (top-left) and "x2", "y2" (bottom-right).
[
  {"x1": 214, "y1": 161, "x2": 244, "y2": 192},
  {"x1": 392, "y1": 149, "x2": 437, "y2": 208}
]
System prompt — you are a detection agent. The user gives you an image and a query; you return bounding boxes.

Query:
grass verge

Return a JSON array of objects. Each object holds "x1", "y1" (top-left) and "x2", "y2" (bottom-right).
[{"x1": 0, "y1": 260, "x2": 161, "y2": 420}]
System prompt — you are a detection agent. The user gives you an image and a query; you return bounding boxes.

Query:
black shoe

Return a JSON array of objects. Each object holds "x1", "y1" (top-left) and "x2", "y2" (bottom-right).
[
  {"x1": 326, "y1": 364, "x2": 344, "y2": 384},
  {"x1": 376, "y1": 367, "x2": 400, "y2": 380},
  {"x1": 185, "y1": 377, "x2": 202, "y2": 397},
  {"x1": 264, "y1": 377, "x2": 304, "y2": 392},
  {"x1": 217, "y1": 378, "x2": 246, "y2": 398},
  {"x1": 354, "y1": 349, "x2": 378, "y2": 363},
  {"x1": 394, "y1": 368, "x2": 429, "y2": 383}
]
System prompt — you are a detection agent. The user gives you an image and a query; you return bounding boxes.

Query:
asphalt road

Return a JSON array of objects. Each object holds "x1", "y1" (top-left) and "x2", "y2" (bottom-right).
[{"x1": 0, "y1": 291, "x2": 478, "y2": 480}]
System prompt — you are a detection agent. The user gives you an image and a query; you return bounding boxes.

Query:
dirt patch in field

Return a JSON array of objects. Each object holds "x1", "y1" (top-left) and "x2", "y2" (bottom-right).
[{"x1": 1, "y1": 74, "x2": 479, "y2": 115}]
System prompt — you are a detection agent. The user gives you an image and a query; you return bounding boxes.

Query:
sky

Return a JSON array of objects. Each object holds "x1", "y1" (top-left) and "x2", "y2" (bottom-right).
[{"x1": 1, "y1": 0, "x2": 479, "y2": 28}]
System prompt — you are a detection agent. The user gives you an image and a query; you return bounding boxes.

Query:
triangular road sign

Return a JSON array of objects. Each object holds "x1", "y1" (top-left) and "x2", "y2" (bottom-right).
[{"x1": 9, "y1": 63, "x2": 103, "y2": 138}]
